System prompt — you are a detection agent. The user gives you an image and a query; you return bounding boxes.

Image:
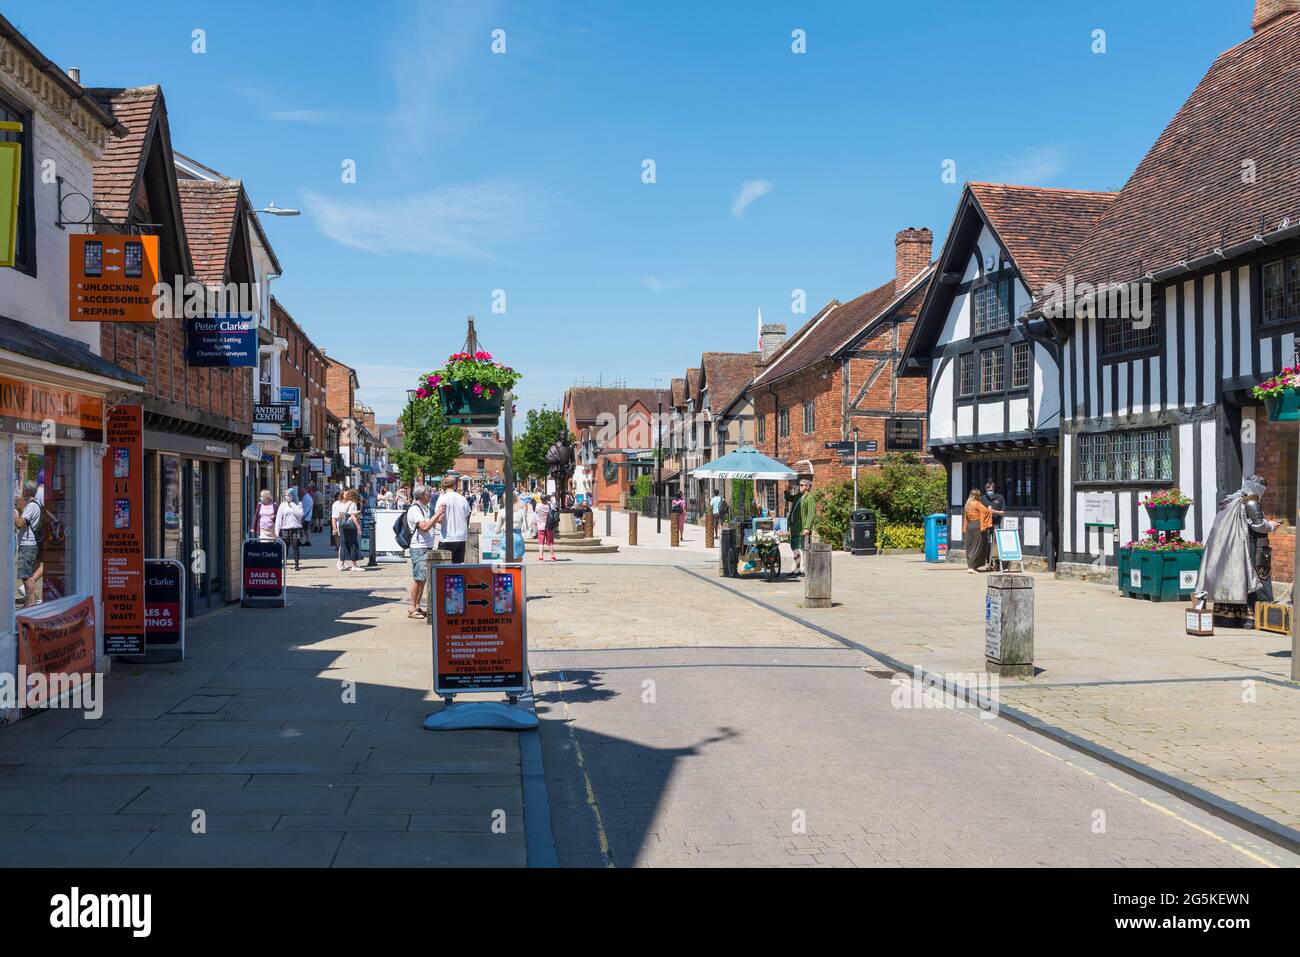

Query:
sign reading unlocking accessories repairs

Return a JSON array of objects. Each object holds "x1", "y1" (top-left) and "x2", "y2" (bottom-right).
[
  {"x1": 432, "y1": 564, "x2": 527, "y2": 695},
  {"x1": 69, "y1": 233, "x2": 160, "y2": 322}
]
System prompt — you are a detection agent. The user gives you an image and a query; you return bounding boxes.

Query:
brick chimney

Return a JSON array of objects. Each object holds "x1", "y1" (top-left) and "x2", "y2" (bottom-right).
[
  {"x1": 1254, "y1": 0, "x2": 1300, "y2": 30},
  {"x1": 760, "y1": 324, "x2": 787, "y2": 362},
  {"x1": 895, "y1": 227, "x2": 933, "y2": 289}
]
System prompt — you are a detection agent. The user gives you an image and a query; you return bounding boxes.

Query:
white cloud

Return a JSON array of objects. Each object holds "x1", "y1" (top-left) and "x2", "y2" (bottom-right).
[
  {"x1": 300, "y1": 181, "x2": 541, "y2": 260},
  {"x1": 989, "y1": 145, "x2": 1069, "y2": 185},
  {"x1": 731, "y1": 179, "x2": 774, "y2": 220},
  {"x1": 643, "y1": 276, "x2": 665, "y2": 292}
]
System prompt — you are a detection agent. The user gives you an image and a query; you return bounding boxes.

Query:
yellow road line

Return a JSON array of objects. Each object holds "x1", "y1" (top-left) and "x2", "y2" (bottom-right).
[
  {"x1": 553, "y1": 680, "x2": 615, "y2": 868},
  {"x1": 980, "y1": 718, "x2": 1278, "y2": 868}
]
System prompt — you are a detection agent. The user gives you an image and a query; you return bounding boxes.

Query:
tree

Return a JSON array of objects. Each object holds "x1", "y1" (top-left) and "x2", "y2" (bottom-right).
[
  {"x1": 391, "y1": 395, "x2": 463, "y2": 487},
  {"x1": 513, "y1": 407, "x2": 572, "y2": 480}
]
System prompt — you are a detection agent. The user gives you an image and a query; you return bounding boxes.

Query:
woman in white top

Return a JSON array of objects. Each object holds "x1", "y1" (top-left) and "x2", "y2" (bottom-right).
[
  {"x1": 275, "y1": 488, "x2": 305, "y2": 571},
  {"x1": 330, "y1": 495, "x2": 349, "y2": 571}
]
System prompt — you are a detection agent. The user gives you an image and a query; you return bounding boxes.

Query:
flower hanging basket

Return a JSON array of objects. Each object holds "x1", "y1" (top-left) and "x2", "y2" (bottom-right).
[
  {"x1": 414, "y1": 350, "x2": 520, "y2": 427},
  {"x1": 1264, "y1": 389, "x2": 1300, "y2": 422},
  {"x1": 1143, "y1": 503, "x2": 1190, "y2": 531}
]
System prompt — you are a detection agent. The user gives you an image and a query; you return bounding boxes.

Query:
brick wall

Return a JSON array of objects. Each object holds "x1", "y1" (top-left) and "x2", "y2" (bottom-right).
[{"x1": 324, "y1": 360, "x2": 355, "y2": 420}]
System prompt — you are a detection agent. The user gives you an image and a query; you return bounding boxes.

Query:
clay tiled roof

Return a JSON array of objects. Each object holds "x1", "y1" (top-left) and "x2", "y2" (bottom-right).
[
  {"x1": 565, "y1": 387, "x2": 669, "y2": 424},
  {"x1": 967, "y1": 183, "x2": 1117, "y2": 293},
  {"x1": 86, "y1": 87, "x2": 162, "y2": 224},
  {"x1": 701, "y1": 351, "x2": 760, "y2": 414},
  {"x1": 755, "y1": 265, "x2": 934, "y2": 387},
  {"x1": 670, "y1": 377, "x2": 686, "y2": 407},
  {"x1": 685, "y1": 368, "x2": 700, "y2": 403},
  {"x1": 177, "y1": 179, "x2": 242, "y2": 285},
  {"x1": 1049, "y1": 13, "x2": 1300, "y2": 289}
]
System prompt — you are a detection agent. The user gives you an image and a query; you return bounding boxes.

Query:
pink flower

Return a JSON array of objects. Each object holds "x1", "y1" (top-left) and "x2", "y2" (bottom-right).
[
  {"x1": 428, "y1": 375, "x2": 441, "y2": 387},
  {"x1": 472, "y1": 383, "x2": 484, "y2": 396},
  {"x1": 415, "y1": 388, "x2": 429, "y2": 399}
]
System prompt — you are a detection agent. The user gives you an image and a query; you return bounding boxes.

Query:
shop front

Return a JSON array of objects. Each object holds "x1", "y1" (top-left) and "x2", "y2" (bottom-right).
[
  {"x1": 0, "y1": 323, "x2": 146, "y2": 723},
  {"x1": 142, "y1": 416, "x2": 246, "y2": 617},
  {"x1": 940, "y1": 441, "x2": 1060, "y2": 570}
]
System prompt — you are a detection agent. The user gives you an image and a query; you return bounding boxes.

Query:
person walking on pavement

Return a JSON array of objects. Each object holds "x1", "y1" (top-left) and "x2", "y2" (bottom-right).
[
  {"x1": 432, "y1": 476, "x2": 472, "y2": 564},
  {"x1": 331, "y1": 493, "x2": 348, "y2": 570},
  {"x1": 671, "y1": 492, "x2": 687, "y2": 537},
  {"x1": 300, "y1": 485, "x2": 315, "y2": 547},
  {"x1": 251, "y1": 489, "x2": 277, "y2": 542},
  {"x1": 785, "y1": 476, "x2": 815, "y2": 577},
  {"x1": 405, "y1": 484, "x2": 439, "y2": 620},
  {"x1": 336, "y1": 489, "x2": 363, "y2": 572},
  {"x1": 14, "y1": 481, "x2": 42, "y2": 607},
  {"x1": 534, "y1": 494, "x2": 558, "y2": 561},
  {"x1": 275, "y1": 488, "x2": 305, "y2": 571}
]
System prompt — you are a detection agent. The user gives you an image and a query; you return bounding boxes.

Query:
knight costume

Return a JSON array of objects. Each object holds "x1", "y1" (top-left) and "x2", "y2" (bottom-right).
[{"x1": 1194, "y1": 474, "x2": 1276, "y2": 608}]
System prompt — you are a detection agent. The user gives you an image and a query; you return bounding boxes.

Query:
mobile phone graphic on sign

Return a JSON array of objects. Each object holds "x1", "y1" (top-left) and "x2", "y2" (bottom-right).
[
  {"x1": 84, "y1": 240, "x2": 103, "y2": 277},
  {"x1": 444, "y1": 574, "x2": 465, "y2": 617},
  {"x1": 124, "y1": 240, "x2": 143, "y2": 278},
  {"x1": 113, "y1": 447, "x2": 130, "y2": 478},
  {"x1": 493, "y1": 573, "x2": 514, "y2": 614},
  {"x1": 114, "y1": 498, "x2": 130, "y2": 529}
]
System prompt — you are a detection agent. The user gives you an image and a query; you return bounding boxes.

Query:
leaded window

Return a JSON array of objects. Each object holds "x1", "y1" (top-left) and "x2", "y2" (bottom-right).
[
  {"x1": 980, "y1": 348, "x2": 1004, "y2": 394},
  {"x1": 1101, "y1": 285, "x2": 1162, "y2": 356},
  {"x1": 1263, "y1": 255, "x2": 1300, "y2": 326},
  {"x1": 778, "y1": 407, "x2": 789, "y2": 438},
  {"x1": 972, "y1": 279, "x2": 1011, "y2": 335},
  {"x1": 802, "y1": 400, "x2": 814, "y2": 434},
  {"x1": 958, "y1": 354, "x2": 975, "y2": 397},
  {"x1": 1011, "y1": 342, "x2": 1031, "y2": 390},
  {"x1": 1077, "y1": 428, "x2": 1172, "y2": 483}
]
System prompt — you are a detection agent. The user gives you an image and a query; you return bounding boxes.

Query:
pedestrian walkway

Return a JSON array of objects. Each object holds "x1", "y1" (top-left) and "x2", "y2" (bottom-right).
[{"x1": 0, "y1": 552, "x2": 530, "y2": 867}]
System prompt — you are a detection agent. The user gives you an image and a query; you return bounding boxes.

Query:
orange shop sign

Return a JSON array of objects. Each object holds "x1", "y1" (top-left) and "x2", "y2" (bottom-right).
[
  {"x1": 102, "y1": 404, "x2": 145, "y2": 656},
  {"x1": 433, "y1": 564, "x2": 527, "y2": 695},
  {"x1": 0, "y1": 374, "x2": 104, "y2": 442},
  {"x1": 69, "y1": 233, "x2": 159, "y2": 323}
]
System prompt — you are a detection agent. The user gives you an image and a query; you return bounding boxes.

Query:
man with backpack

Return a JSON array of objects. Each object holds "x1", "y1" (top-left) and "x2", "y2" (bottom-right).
[
  {"x1": 401, "y1": 485, "x2": 439, "y2": 620},
  {"x1": 14, "y1": 481, "x2": 42, "y2": 607}
]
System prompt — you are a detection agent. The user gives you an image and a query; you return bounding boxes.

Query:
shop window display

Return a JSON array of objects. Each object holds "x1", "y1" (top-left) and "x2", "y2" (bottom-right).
[{"x1": 13, "y1": 442, "x2": 77, "y2": 606}]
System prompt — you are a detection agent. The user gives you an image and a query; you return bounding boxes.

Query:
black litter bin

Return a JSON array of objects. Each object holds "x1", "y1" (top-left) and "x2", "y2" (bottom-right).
[
  {"x1": 719, "y1": 526, "x2": 738, "y2": 577},
  {"x1": 848, "y1": 508, "x2": 877, "y2": 556}
]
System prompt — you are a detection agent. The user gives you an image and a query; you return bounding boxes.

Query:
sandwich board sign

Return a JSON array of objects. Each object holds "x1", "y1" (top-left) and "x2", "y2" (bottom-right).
[
  {"x1": 426, "y1": 563, "x2": 535, "y2": 730},
  {"x1": 995, "y1": 528, "x2": 1023, "y2": 563},
  {"x1": 241, "y1": 538, "x2": 286, "y2": 607},
  {"x1": 121, "y1": 559, "x2": 186, "y2": 663}
]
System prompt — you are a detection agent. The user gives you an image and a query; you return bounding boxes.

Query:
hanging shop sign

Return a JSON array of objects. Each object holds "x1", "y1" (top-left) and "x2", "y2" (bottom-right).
[
  {"x1": 884, "y1": 418, "x2": 924, "y2": 452},
  {"x1": 0, "y1": 120, "x2": 20, "y2": 269},
  {"x1": 432, "y1": 564, "x2": 527, "y2": 695},
  {"x1": 278, "y1": 386, "x2": 301, "y2": 434},
  {"x1": 102, "y1": 404, "x2": 145, "y2": 655},
  {"x1": 16, "y1": 597, "x2": 96, "y2": 707},
  {"x1": 69, "y1": 233, "x2": 160, "y2": 323},
  {"x1": 308, "y1": 456, "x2": 325, "y2": 473},
  {"x1": 184, "y1": 313, "x2": 257, "y2": 367},
  {"x1": 286, "y1": 433, "x2": 311, "y2": 453},
  {"x1": 241, "y1": 538, "x2": 286, "y2": 608},
  {"x1": 253, "y1": 403, "x2": 292, "y2": 427},
  {"x1": 0, "y1": 375, "x2": 104, "y2": 442}
]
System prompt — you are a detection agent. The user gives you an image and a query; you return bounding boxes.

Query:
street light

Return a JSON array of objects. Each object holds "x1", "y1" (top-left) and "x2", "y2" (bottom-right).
[{"x1": 254, "y1": 202, "x2": 301, "y2": 217}]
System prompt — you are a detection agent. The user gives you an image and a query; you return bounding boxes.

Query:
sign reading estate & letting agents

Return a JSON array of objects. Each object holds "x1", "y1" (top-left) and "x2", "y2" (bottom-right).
[
  {"x1": 69, "y1": 233, "x2": 159, "y2": 322},
  {"x1": 433, "y1": 564, "x2": 527, "y2": 695},
  {"x1": 102, "y1": 404, "x2": 145, "y2": 656},
  {"x1": 184, "y1": 313, "x2": 257, "y2": 367}
]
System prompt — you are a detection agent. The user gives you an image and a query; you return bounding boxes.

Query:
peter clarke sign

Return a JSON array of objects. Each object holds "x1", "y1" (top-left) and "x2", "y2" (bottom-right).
[
  {"x1": 0, "y1": 375, "x2": 103, "y2": 442},
  {"x1": 433, "y1": 565, "x2": 527, "y2": 694},
  {"x1": 184, "y1": 314, "x2": 257, "y2": 367},
  {"x1": 241, "y1": 538, "x2": 286, "y2": 608},
  {"x1": 69, "y1": 233, "x2": 160, "y2": 323}
]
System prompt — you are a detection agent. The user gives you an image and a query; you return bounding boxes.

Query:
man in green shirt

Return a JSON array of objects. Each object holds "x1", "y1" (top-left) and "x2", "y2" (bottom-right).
[{"x1": 785, "y1": 477, "x2": 815, "y2": 577}]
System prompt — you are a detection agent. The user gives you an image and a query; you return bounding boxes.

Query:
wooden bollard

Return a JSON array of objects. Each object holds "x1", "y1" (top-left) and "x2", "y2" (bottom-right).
[
  {"x1": 583, "y1": 511, "x2": 594, "y2": 538},
  {"x1": 627, "y1": 511, "x2": 638, "y2": 546},
  {"x1": 670, "y1": 517, "x2": 681, "y2": 547},
  {"x1": 705, "y1": 512, "x2": 715, "y2": 550},
  {"x1": 985, "y1": 574, "x2": 1034, "y2": 677},
  {"x1": 800, "y1": 542, "x2": 832, "y2": 608},
  {"x1": 424, "y1": 549, "x2": 452, "y2": 617}
]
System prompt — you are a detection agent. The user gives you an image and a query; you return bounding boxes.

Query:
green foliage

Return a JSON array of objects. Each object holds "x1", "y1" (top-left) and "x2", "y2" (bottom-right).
[
  {"x1": 731, "y1": 478, "x2": 753, "y2": 517},
  {"x1": 512, "y1": 408, "x2": 572, "y2": 480},
  {"x1": 392, "y1": 395, "x2": 464, "y2": 487},
  {"x1": 633, "y1": 474, "x2": 653, "y2": 499},
  {"x1": 811, "y1": 453, "x2": 947, "y2": 548},
  {"x1": 878, "y1": 525, "x2": 925, "y2": 550}
]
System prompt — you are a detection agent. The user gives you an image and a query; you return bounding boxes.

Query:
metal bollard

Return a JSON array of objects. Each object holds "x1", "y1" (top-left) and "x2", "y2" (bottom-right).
[
  {"x1": 718, "y1": 526, "x2": 734, "y2": 577},
  {"x1": 800, "y1": 542, "x2": 832, "y2": 607},
  {"x1": 628, "y1": 511, "x2": 638, "y2": 546},
  {"x1": 985, "y1": 574, "x2": 1034, "y2": 677},
  {"x1": 604, "y1": 504, "x2": 611, "y2": 538}
]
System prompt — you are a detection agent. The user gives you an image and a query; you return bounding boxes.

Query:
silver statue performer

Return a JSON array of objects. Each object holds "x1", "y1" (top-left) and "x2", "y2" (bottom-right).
[{"x1": 1194, "y1": 474, "x2": 1276, "y2": 608}]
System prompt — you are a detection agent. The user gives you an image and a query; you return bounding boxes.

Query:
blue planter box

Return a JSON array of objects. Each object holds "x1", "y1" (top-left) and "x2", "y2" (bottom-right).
[{"x1": 1264, "y1": 389, "x2": 1300, "y2": 422}]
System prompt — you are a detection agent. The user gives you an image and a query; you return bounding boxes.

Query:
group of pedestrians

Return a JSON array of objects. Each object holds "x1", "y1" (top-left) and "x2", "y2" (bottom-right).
[
  {"x1": 404, "y1": 477, "x2": 472, "y2": 619},
  {"x1": 250, "y1": 485, "x2": 317, "y2": 572},
  {"x1": 962, "y1": 479, "x2": 1007, "y2": 574}
]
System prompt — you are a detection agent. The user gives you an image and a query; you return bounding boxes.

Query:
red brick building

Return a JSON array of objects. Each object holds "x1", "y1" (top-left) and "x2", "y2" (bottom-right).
[
  {"x1": 750, "y1": 228, "x2": 935, "y2": 503},
  {"x1": 270, "y1": 296, "x2": 328, "y2": 491},
  {"x1": 89, "y1": 84, "x2": 255, "y2": 613}
]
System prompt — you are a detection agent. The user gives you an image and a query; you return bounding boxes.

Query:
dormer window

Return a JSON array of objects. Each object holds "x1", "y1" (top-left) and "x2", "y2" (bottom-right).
[{"x1": 972, "y1": 278, "x2": 1012, "y2": 335}]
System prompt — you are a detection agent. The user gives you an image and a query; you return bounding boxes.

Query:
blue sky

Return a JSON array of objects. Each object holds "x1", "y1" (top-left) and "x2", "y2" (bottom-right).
[{"x1": 9, "y1": 0, "x2": 1253, "y2": 425}]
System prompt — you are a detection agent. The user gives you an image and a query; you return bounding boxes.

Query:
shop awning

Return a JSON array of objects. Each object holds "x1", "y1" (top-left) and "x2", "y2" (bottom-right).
[
  {"x1": 0, "y1": 314, "x2": 144, "y2": 386},
  {"x1": 690, "y1": 446, "x2": 798, "y2": 480}
]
